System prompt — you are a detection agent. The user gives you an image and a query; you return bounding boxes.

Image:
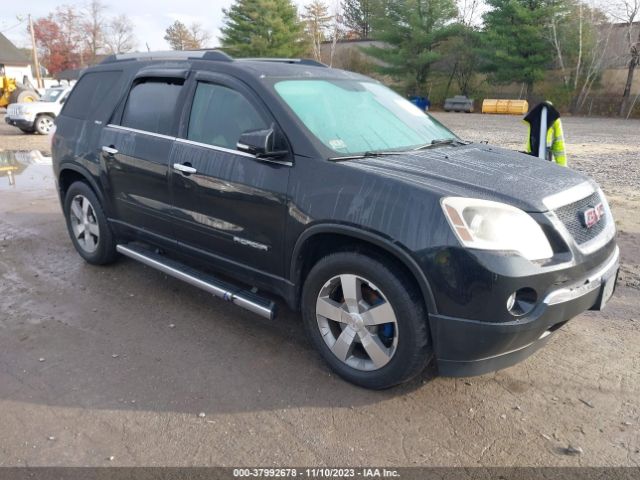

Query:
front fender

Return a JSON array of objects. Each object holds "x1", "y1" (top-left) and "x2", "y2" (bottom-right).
[{"x1": 290, "y1": 222, "x2": 438, "y2": 315}]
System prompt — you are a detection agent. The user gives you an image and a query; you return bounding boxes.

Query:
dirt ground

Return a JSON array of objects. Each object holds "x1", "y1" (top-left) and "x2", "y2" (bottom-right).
[{"x1": 0, "y1": 113, "x2": 638, "y2": 467}]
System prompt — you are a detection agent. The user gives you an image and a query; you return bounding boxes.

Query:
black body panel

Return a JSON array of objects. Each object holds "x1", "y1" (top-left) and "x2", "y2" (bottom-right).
[{"x1": 52, "y1": 53, "x2": 618, "y2": 377}]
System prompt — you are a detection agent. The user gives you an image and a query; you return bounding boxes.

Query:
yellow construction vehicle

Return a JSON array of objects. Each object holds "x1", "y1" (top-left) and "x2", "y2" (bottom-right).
[{"x1": 0, "y1": 75, "x2": 39, "y2": 108}]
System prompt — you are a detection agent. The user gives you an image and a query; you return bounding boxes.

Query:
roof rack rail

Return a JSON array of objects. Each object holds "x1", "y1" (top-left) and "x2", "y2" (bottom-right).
[
  {"x1": 100, "y1": 50, "x2": 233, "y2": 64},
  {"x1": 239, "y1": 58, "x2": 328, "y2": 68}
]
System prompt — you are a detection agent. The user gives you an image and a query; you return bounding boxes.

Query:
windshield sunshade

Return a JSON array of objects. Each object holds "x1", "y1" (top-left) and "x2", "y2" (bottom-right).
[{"x1": 274, "y1": 79, "x2": 456, "y2": 155}]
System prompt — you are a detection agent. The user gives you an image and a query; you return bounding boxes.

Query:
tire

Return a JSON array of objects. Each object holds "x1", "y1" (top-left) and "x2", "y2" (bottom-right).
[
  {"x1": 34, "y1": 114, "x2": 55, "y2": 135},
  {"x1": 63, "y1": 181, "x2": 118, "y2": 265},
  {"x1": 301, "y1": 251, "x2": 432, "y2": 389},
  {"x1": 9, "y1": 88, "x2": 38, "y2": 104}
]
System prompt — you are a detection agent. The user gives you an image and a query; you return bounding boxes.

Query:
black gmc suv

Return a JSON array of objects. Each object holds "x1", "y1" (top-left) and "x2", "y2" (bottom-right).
[{"x1": 52, "y1": 50, "x2": 619, "y2": 389}]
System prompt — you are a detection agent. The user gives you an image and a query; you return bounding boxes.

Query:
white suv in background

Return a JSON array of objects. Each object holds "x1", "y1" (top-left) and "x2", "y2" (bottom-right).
[{"x1": 5, "y1": 86, "x2": 72, "y2": 135}]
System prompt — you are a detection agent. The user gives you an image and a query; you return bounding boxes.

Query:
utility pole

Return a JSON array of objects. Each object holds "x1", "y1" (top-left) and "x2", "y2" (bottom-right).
[{"x1": 28, "y1": 14, "x2": 44, "y2": 89}]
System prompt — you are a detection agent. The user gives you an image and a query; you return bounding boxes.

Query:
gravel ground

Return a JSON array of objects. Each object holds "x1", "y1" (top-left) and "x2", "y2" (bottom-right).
[{"x1": 0, "y1": 115, "x2": 639, "y2": 467}]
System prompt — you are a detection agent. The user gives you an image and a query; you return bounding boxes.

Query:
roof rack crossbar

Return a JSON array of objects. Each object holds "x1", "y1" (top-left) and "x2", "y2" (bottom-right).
[{"x1": 100, "y1": 50, "x2": 233, "y2": 65}]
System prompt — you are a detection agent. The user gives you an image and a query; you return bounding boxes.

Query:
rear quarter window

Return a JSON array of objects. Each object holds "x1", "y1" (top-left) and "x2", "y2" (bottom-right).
[
  {"x1": 61, "y1": 71, "x2": 123, "y2": 120},
  {"x1": 121, "y1": 79, "x2": 184, "y2": 136}
]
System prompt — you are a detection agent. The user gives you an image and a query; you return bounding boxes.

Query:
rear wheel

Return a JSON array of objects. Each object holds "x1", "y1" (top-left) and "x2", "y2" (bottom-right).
[
  {"x1": 34, "y1": 114, "x2": 54, "y2": 135},
  {"x1": 302, "y1": 252, "x2": 432, "y2": 389},
  {"x1": 63, "y1": 181, "x2": 118, "y2": 265}
]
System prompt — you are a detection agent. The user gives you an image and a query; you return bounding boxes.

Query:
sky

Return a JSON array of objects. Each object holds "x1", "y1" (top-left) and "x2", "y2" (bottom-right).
[{"x1": 1, "y1": 0, "x2": 312, "y2": 51}]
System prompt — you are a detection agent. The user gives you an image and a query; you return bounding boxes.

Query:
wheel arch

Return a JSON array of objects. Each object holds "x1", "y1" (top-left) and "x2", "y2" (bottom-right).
[
  {"x1": 290, "y1": 224, "x2": 438, "y2": 315},
  {"x1": 58, "y1": 164, "x2": 108, "y2": 214}
]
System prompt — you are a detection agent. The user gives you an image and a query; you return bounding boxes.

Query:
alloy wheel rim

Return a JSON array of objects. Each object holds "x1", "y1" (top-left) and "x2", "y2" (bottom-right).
[
  {"x1": 69, "y1": 195, "x2": 100, "y2": 253},
  {"x1": 38, "y1": 118, "x2": 53, "y2": 133},
  {"x1": 316, "y1": 274, "x2": 398, "y2": 371}
]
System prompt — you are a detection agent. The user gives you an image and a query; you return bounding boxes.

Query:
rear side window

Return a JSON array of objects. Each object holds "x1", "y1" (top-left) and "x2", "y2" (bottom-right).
[
  {"x1": 187, "y1": 83, "x2": 267, "y2": 149},
  {"x1": 121, "y1": 79, "x2": 183, "y2": 136},
  {"x1": 62, "y1": 71, "x2": 122, "y2": 120}
]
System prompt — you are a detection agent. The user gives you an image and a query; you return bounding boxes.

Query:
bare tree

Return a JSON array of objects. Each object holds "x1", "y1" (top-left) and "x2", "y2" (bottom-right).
[
  {"x1": 328, "y1": 0, "x2": 344, "y2": 66},
  {"x1": 83, "y1": 0, "x2": 106, "y2": 64},
  {"x1": 302, "y1": 0, "x2": 333, "y2": 62},
  {"x1": 188, "y1": 23, "x2": 211, "y2": 49},
  {"x1": 457, "y1": 0, "x2": 481, "y2": 27},
  {"x1": 55, "y1": 5, "x2": 85, "y2": 64},
  {"x1": 165, "y1": 20, "x2": 211, "y2": 50},
  {"x1": 549, "y1": 0, "x2": 614, "y2": 113},
  {"x1": 104, "y1": 14, "x2": 136, "y2": 54},
  {"x1": 609, "y1": 0, "x2": 640, "y2": 116}
]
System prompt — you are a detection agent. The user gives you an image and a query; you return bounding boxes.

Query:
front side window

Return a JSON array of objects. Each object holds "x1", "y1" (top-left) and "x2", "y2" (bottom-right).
[
  {"x1": 121, "y1": 79, "x2": 183, "y2": 136},
  {"x1": 187, "y1": 82, "x2": 267, "y2": 150},
  {"x1": 274, "y1": 79, "x2": 456, "y2": 155}
]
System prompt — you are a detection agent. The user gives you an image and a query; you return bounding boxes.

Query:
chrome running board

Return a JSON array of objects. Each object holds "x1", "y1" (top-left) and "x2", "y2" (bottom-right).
[{"x1": 116, "y1": 244, "x2": 276, "y2": 320}]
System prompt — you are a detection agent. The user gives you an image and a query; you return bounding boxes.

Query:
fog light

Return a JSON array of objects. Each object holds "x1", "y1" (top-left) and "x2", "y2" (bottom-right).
[{"x1": 506, "y1": 288, "x2": 538, "y2": 316}]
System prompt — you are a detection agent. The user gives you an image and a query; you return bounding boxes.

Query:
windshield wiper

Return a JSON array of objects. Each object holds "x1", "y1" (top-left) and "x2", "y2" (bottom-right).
[
  {"x1": 329, "y1": 139, "x2": 469, "y2": 161},
  {"x1": 411, "y1": 138, "x2": 467, "y2": 151},
  {"x1": 329, "y1": 150, "x2": 408, "y2": 161}
]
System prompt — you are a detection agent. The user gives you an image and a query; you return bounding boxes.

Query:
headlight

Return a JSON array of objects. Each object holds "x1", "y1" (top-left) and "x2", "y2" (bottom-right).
[{"x1": 441, "y1": 197, "x2": 553, "y2": 261}]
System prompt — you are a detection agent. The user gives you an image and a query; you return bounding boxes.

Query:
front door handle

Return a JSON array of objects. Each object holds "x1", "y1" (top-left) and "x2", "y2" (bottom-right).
[
  {"x1": 102, "y1": 145, "x2": 118, "y2": 155},
  {"x1": 173, "y1": 163, "x2": 197, "y2": 175}
]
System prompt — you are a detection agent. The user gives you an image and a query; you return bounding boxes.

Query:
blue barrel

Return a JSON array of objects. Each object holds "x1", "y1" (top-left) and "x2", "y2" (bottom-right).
[{"x1": 409, "y1": 96, "x2": 430, "y2": 112}]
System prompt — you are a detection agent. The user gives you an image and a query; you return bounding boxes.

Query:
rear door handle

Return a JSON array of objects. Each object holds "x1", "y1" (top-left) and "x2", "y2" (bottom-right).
[
  {"x1": 101, "y1": 146, "x2": 118, "y2": 155},
  {"x1": 173, "y1": 163, "x2": 197, "y2": 175}
]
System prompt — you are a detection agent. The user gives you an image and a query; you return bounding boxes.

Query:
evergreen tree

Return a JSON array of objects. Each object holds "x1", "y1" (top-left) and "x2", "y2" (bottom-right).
[
  {"x1": 482, "y1": 0, "x2": 556, "y2": 100},
  {"x1": 363, "y1": 0, "x2": 458, "y2": 94},
  {"x1": 341, "y1": 0, "x2": 373, "y2": 38},
  {"x1": 220, "y1": 0, "x2": 306, "y2": 58}
]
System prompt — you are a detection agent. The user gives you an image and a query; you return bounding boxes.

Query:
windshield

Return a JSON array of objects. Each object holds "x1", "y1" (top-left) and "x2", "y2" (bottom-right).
[
  {"x1": 40, "y1": 89, "x2": 65, "y2": 102},
  {"x1": 274, "y1": 79, "x2": 456, "y2": 155}
]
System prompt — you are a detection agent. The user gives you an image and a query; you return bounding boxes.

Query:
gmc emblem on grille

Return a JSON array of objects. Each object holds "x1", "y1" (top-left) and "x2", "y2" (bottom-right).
[{"x1": 581, "y1": 203, "x2": 605, "y2": 228}]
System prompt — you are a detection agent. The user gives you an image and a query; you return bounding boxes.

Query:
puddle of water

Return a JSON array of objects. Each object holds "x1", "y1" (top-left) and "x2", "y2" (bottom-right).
[{"x1": 0, "y1": 150, "x2": 54, "y2": 192}]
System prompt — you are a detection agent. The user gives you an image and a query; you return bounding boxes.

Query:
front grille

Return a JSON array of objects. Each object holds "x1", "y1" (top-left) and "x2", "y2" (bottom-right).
[
  {"x1": 554, "y1": 191, "x2": 607, "y2": 245},
  {"x1": 7, "y1": 105, "x2": 19, "y2": 116}
]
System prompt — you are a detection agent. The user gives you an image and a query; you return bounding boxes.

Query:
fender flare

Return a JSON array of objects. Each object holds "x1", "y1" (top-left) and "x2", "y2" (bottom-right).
[{"x1": 290, "y1": 223, "x2": 438, "y2": 314}]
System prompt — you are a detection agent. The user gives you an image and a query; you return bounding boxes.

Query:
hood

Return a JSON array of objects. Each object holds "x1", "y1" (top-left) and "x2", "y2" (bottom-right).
[{"x1": 340, "y1": 143, "x2": 591, "y2": 212}]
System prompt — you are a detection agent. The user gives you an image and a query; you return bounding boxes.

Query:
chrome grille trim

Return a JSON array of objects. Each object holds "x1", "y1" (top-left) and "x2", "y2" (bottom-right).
[
  {"x1": 542, "y1": 182, "x2": 595, "y2": 211},
  {"x1": 550, "y1": 187, "x2": 616, "y2": 255}
]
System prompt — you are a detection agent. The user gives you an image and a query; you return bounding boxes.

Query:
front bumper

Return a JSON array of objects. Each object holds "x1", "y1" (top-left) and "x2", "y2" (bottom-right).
[
  {"x1": 5, "y1": 116, "x2": 35, "y2": 130},
  {"x1": 431, "y1": 246, "x2": 619, "y2": 377}
]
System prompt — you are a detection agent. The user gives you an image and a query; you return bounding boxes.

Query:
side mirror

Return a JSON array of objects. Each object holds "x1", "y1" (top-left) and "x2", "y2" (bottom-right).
[{"x1": 237, "y1": 128, "x2": 288, "y2": 159}]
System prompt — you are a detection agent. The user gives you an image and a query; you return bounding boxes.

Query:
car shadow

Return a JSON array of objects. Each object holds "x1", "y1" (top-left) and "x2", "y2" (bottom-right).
[{"x1": 0, "y1": 210, "x2": 440, "y2": 417}]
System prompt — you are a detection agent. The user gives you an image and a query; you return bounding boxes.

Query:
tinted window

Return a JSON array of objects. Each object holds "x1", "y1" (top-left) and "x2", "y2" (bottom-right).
[
  {"x1": 62, "y1": 71, "x2": 122, "y2": 120},
  {"x1": 187, "y1": 83, "x2": 267, "y2": 149},
  {"x1": 121, "y1": 79, "x2": 183, "y2": 136}
]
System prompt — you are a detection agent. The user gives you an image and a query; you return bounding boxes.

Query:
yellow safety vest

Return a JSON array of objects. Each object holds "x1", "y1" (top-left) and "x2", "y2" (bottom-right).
[{"x1": 525, "y1": 118, "x2": 567, "y2": 167}]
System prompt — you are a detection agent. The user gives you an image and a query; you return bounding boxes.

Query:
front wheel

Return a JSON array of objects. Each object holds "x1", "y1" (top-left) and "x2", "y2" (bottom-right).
[
  {"x1": 34, "y1": 114, "x2": 55, "y2": 135},
  {"x1": 301, "y1": 252, "x2": 432, "y2": 389}
]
